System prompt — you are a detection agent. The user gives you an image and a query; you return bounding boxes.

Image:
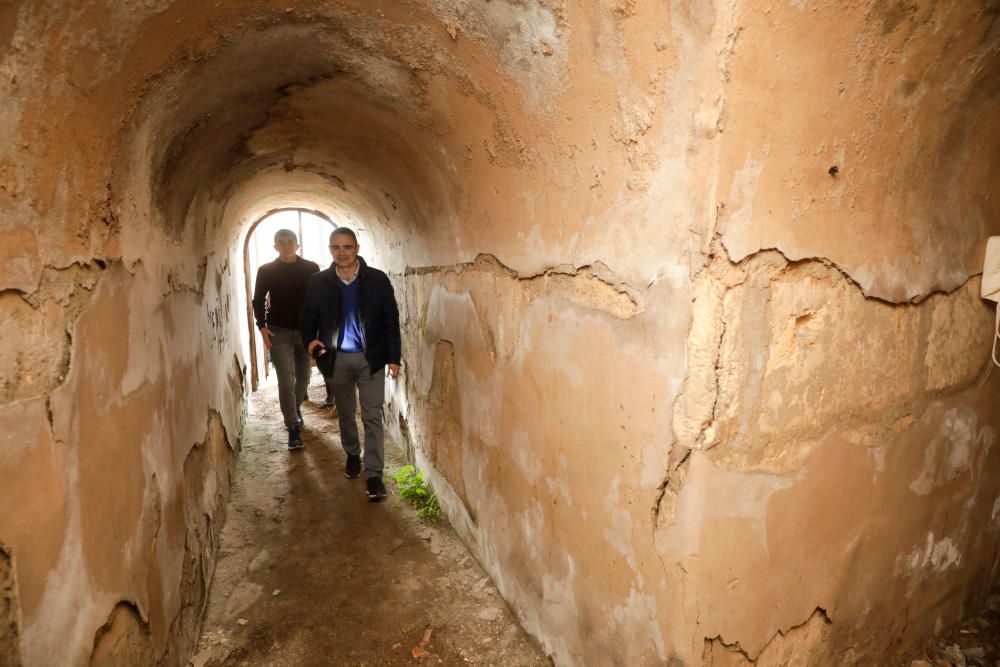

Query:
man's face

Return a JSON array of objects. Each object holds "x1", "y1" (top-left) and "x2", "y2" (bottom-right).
[
  {"x1": 330, "y1": 233, "x2": 359, "y2": 269},
  {"x1": 274, "y1": 235, "x2": 299, "y2": 260}
]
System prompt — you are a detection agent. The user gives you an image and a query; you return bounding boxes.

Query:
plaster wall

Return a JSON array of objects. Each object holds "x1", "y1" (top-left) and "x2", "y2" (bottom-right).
[
  {"x1": 0, "y1": 3, "x2": 249, "y2": 663},
  {"x1": 1, "y1": 0, "x2": 999, "y2": 665}
]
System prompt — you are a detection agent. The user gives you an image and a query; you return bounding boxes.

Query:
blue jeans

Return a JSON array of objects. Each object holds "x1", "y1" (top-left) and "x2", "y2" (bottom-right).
[{"x1": 268, "y1": 327, "x2": 311, "y2": 429}]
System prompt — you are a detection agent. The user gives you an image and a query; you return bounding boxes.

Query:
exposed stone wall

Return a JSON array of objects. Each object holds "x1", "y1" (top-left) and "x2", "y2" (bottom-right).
[
  {"x1": 0, "y1": 542, "x2": 23, "y2": 667},
  {"x1": 2, "y1": 0, "x2": 999, "y2": 665}
]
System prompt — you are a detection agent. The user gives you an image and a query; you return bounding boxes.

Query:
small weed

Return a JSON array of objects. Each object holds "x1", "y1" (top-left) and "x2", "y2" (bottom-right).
[
  {"x1": 392, "y1": 465, "x2": 441, "y2": 521},
  {"x1": 417, "y1": 494, "x2": 440, "y2": 520}
]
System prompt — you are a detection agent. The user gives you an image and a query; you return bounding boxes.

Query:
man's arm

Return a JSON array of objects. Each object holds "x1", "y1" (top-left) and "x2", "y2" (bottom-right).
[
  {"x1": 300, "y1": 275, "x2": 322, "y2": 352},
  {"x1": 251, "y1": 266, "x2": 269, "y2": 329},
  {"x1": 252, "y1": 266, "x2": 274, "y2": 350},
  {"x1": 383, "y1": 277, "x2": 402, "y2": 378}
]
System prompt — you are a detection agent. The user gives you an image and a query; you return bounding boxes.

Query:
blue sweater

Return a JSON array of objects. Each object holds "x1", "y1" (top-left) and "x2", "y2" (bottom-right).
[{"x1": 337, "y1": 277, "x2": 365, "y2": 353}]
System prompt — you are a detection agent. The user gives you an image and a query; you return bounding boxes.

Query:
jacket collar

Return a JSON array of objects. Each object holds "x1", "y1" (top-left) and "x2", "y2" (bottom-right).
[{"x1": 322, "y1": 255, "x2": 368, "y2": 285}]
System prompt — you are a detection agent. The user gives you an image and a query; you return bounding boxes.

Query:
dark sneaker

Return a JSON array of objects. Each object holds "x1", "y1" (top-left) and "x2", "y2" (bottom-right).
[
  {"x1": 366, "y1": 476, "x2": 387, "y2": 502},
  {"x1": 287, "y1": 427, "x2": 304, "y2": 450},
  {"x1": 320, "y1": 399, "x2": 335, "y2": 409},
  {"x1": 296, "y1": 409, "x2": 304, "y2": 427},
  {"x1": 344, "y1": 454, "x2": 361, "y2": 479}
]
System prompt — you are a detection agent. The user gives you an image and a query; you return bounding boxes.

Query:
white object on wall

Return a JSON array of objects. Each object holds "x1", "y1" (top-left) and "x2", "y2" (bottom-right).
[{"x1": 981, "y1": 236, "x2": 1000, "y2": 367}]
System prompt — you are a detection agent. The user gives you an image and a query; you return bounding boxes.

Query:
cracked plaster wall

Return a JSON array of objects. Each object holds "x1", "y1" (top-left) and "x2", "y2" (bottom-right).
[
  {"x1": 1, "y1": 2, "x2": 249, "y2": 664},
  {"x1": 2, "y1": 0, "x2": 1000, "y2": 665}
]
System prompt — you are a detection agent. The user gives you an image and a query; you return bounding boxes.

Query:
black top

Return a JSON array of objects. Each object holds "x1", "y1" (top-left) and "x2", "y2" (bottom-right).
[
  {"x1": 252, "y1": 256, "x2": 320, "y2": 330},
  {"x1": 300, "y1": 256, "x2": 401, "y2": 373}
]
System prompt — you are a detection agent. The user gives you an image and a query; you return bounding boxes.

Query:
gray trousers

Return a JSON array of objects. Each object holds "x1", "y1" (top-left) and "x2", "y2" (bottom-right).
[
  {"x1": 322, "y1": 366, "x2": 335, "y2": 402},
  {"x1": 331, "y1": 351, "x2": 385, "y2": 478},
  {"x1": 269, "y1": 327, "x2": 311, "y2": 429}
]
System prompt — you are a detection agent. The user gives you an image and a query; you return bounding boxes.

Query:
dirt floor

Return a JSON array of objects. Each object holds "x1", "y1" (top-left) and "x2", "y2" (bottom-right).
[
  {"x1": 908, "y1": 592, "x2": 1000, "y2": 667},
  {"x1": 191, "y1": 372, "x2": 550, "y2": 667}
]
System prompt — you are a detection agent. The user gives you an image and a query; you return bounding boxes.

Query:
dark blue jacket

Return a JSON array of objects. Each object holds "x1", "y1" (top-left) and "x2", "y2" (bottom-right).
[{"x1": 300, "y1": 256, "x2": 401, "y2": 373}]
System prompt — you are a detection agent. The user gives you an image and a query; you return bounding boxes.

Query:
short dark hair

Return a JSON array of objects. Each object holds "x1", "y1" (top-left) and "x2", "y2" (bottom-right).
[
  {"x1": 330, "y1": 227, "x2": 358, "y2": 245},
  {"x1": 274, "y1": 228, "x2": 297, "y2": 243}
]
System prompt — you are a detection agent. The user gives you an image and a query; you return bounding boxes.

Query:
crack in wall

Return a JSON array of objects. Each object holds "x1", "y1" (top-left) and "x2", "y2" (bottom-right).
[
  {"x1": 657, "y1": 238, "x2": 989, "y2": 526},
  {"x1": 1, "y1": 254, "x2": 233, "y2": 408},
  {"x1": 404, "y1": 252, "x2": 640, "y2": 318},
  {"x1": 732, "y1": 244, "x2": 986, "y2": 306},
  {"x1": 4, "y1": 258, "x2": 114, "y2": 301},
  {"x1": 165, "y1": 258, "x2": 208, "y2": 299},
  {"x1": 284, "y1": 160, "x2": 347, "y2": 191},
  {"x1": 703, "y1": 607, "x2": 832, "y2": 665},
  {"x1": 398, "y1": 253, "x2": 641, "y2": 378},
  {"x1": 1, "y1": 260, "x2": 114, "y2": 406}
]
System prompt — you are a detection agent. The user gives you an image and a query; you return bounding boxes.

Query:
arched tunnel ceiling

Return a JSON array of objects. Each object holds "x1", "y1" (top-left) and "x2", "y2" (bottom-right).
[
  {"x1": 5, "y1": 0, "x2": 570, "y2": 283},
  {"x1": 3, "y1": 0, "x2": 1000, "y2": 296},
  {"x1": 124, "y1": 8, "x2": 491, "y2": 252}
]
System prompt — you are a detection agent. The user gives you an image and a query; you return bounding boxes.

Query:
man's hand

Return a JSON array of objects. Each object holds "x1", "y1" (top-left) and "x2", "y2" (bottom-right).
[
  {"x1": 260, "y1": 327, "x2": 274, "y2": 350},
  {"x1": 387, "y1": 363, "x2": 401, "y2": 379},
  {"x1": 307, "y1": 339, "x2": 325, "y2": 356}
]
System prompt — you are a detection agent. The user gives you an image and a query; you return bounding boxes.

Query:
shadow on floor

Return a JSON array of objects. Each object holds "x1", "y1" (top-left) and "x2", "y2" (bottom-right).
[{"x1": 193, "y1": 371, "x2": 550, "y2": 666}]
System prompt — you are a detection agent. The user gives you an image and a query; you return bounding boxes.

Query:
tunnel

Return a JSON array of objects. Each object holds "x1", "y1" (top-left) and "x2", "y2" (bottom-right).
[{"x1": 2, "y1": 1, "x2": 1000, "y2": 665}]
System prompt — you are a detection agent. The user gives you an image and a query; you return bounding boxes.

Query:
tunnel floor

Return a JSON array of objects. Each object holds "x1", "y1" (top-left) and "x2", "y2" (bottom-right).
[
  {"x1": 909, "y1": 595, "x2": 1000, "y2": 666},
  {"x1": 192, "y1": 372, "x2": 549, "y2": 666}
]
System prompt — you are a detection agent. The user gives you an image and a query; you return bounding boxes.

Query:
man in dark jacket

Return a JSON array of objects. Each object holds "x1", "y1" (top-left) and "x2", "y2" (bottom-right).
[
  {"x1": 301, "y1": 227, "x2": 401, "y2": 501},
  {"x1": 252, "y1": 229, "x2": 320, "y2": 450}
]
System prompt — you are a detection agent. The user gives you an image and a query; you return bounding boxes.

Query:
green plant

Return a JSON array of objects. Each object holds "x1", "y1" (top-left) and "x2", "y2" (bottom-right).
[
  {"x1": 392, "y1": 465, "x2": 441, "y2": 521},
  {"x1": 416, "y1": 493, "x2": 440, "y2": 520}
]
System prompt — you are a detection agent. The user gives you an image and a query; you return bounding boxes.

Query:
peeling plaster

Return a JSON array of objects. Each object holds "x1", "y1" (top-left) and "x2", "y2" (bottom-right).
[
  {"x1": 4, "y1": 1, "x2": 1000, "y2": 665},
  {"x1": 896, "y1": 533, "x2": 963, "y2": 579},
  {"x1": 656, "y1": 453, "x2": 795, "y2": 558},
  {"x1": 604, "y1": 475, "x2": 638, "y2": 573},
  {"x1": 704, "y1": 607, "x2": 832, "y2": 665},
  {"x1": 911, "y1": 406, "x2": 995, "y2": 496}
]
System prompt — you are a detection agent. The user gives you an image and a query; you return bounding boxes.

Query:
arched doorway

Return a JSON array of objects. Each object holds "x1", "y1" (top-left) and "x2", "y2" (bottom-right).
[{"x1": 242, "y1": 207, "x2": 337, "y2": 391}]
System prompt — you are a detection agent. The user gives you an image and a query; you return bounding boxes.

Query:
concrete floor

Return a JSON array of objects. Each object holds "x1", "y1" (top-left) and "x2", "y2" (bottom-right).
[{"x1": 191, "y1": 372, "x2": 549, "y2": 666}]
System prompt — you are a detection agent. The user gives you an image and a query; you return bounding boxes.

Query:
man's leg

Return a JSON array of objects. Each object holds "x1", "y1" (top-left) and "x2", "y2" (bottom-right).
[
  {"x1": 269, "y1": 328, "x2": 303, "y2": 448},
  {"x1": 332, "y1": 352, "x2": 362, "y2": 462},
  {"x1": 292, "y1": 336, "x2": 311, "y2": 415},
  {"x1": 357, "y1": 359, "x2": 386, "y2": 480},
  {"x1": 321, "y1": 364, "x2": 336, "y2": 409}
]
